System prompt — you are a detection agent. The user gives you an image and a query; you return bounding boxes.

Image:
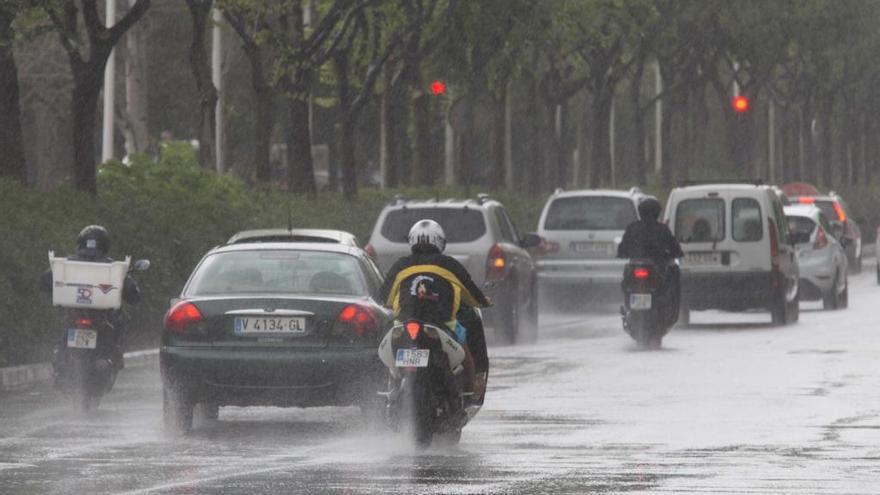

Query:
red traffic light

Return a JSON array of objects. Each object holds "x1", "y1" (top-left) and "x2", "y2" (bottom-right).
[
  {"x1": 732, "y1": 95, "x2": 750, "y2": 113},
  {"x1": 430, "y1": 80, "x2": 446, "y2": 96}
]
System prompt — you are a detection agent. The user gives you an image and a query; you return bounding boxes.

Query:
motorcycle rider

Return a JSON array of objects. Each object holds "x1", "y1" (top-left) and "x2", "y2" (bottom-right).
[
  {"x1": 379, "y1": 219, "x2": 491, "y2": 405},
  {"x1": 617, "y1": 197, "x2": 684, "y2": 325},
  {"x1": 40, "y1": 225, "x2": 142, "y2": 371}
]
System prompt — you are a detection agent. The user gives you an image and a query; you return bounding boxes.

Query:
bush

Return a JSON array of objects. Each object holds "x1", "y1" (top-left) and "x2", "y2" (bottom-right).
[{"x1": 0, "y1": 146, "x2": 545, "y2": 366}]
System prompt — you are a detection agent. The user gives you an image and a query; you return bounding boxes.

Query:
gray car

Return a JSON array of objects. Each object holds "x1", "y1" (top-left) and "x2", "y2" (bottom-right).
[
  {"x1": 784, "y1": 204, "x2": 848, "y2": 310},
  {"x1": 365, "y1": 194, "x2": 540, "y2": 344},
  {"x1": 534, "y1": 188, "x2": 646, "y2": 292},
  {"x1": 228, "y1": 228, "x2": 359, "y2": 247}
]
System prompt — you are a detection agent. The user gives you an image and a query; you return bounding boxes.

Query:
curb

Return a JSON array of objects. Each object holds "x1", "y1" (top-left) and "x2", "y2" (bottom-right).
[{"x1": 0, "y1": 348, "x2": 159, "y2": 392}]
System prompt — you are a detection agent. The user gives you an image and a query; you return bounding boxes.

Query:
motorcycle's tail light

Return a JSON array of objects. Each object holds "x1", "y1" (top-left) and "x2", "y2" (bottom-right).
[
  {"x1": 75, "y1": 317, "x2": 93, "y2": 328},
  {"x1": 405, "y1": 320, "x2": 421, "y2": 340},
  {"x1": 164, "y1": 301, "x2": 203, "y2": 334},
  {"x1": 334, "y1": 304, "x2": 379, "y2": 337},
  {"x1": 633, "y1": 267, "x2": 650, "y2": 280},
  {"x1": 814, "y1": 227, "x2": 828, "y2": 249},
  {"x1": 486, "y1": 244, "x2": 507, "y2": 280}
]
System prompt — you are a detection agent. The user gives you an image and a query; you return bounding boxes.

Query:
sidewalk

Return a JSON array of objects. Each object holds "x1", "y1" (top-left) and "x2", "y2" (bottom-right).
[{"x1": 0, "y1": 348, "x2": 159, "y2": 391}]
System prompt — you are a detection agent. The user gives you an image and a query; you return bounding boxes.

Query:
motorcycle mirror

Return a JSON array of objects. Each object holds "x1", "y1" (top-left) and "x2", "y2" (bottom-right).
[{"x1": 133, "y1": 259, "x2": 151, "y2": 271}]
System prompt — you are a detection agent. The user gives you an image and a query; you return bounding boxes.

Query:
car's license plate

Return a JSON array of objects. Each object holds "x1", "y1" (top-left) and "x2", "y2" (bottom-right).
[
  {"x1": 395, "y1": 349, "x2": 430, "y2": 367},
  {"x1": 67, "y1": 329, "x2": 97, "y2": 349},
  {"x1": 234, "y1": 317, "x2": 306, "y2": 335},
  {"x1": 684, "y1": 252, "x2": 721, "y2": 266},
  {"x1": 629, "y1": 293, "x2": 652, "y2": 310},
  {"x1": 572, "y1": 242, "x2": 613, "y2": 255}
]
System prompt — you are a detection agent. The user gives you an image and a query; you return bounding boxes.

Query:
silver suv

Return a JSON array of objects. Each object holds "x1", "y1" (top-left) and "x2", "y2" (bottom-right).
[
  {"x1": 534, "y1": 188, "x2": 646, "y2": 291},
  {"x1": 366, "y1": 194, "x2": 540, "y2": 344}
]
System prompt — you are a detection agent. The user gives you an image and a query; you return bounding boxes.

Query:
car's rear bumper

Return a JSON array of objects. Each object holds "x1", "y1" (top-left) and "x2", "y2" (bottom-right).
[
  {"x1": 681, "y1": 271, "x2": 779, "y2": 311},
  {"x1": 536, "y1": 259, "x2": 625, "y2": 285},
  {"x1": 160, "y1": 345, "x2": 384, "y2": 407}
]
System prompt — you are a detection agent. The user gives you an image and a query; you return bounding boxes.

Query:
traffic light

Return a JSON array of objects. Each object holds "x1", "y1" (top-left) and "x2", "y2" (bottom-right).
[
  {"x1": 732, "y1": 95, "x2": 750, "y2": 113},
  {"x1": 429, "y1": 80, "x2": 447, "y2": 96}
]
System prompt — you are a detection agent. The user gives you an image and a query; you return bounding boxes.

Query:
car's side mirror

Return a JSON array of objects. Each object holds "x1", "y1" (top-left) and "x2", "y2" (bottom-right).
[
  {"x1": 133, "y1": 259, "x2": 151, "y2": 271},
  {"x1": 520, "y1": 233, "x2": 542, "y2": 249},
  {"x1": 830, "y1": 222, "x2": 845, "y2": 241}
]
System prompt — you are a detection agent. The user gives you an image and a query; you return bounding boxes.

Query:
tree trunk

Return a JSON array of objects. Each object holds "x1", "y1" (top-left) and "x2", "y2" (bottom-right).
[
  {"x1": 590, "y1": 93, "x2": 613, "y2": 188},
  {"x1": 661, "y1": 100, "x2": 674, "y2": 188},
  {"x1": 489, "y1": 91, "x2": 505, "y2": 190},
  {"x1": 286, "y1": 94, "x2": 316, "y2": 195},
  {"x1": 71, "y1": 69, "x2": 102, "y2": 194},
  {"x1": 334, "y1": 50, "x2": 356, "y2": 197},
  {"x1": 187, "y1": 0, "x2": 217, "y2": 170},
  {"x1": 385, "y1": 80, "x2": 409, "y2": 187},
  {"x1": 818, "y1": 94, "x2": 834, "y2": 187},
  {"x1": 123, "y1": 15, "x2": 149, "y2": 155},
  {"x1": 413, "y1": 91, "x2": 433, "y2": 185},
  {"x1": 526, "y1": 75, "x2": 543, "y2": 195},
  {"x1": 780, "y1": 107, "x2": 797, "y2": 183},
  {"x1": 800, "y1": 100, "x2": 816, "y2": 183},
  {"x1": 0, "y1": 8, "x2": 26, "y2": 183},
  {"x1": 630, "y1": 62, "x2": 646, "y2": 186}
]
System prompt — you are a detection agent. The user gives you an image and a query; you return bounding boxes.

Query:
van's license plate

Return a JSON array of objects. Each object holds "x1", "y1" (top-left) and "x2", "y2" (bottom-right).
[
  {"x1": 629, "y1": 294, "x2": 652, "y2": 310},
  {"x1": 685, "y1": 252, "x2": 721, "y2": 266},
  {"x1": 395, "y1": 349, "x2": 430, "y2": 367},
  {"x1": 67, "y1": 329, "x2": 97, "y2": 349}
]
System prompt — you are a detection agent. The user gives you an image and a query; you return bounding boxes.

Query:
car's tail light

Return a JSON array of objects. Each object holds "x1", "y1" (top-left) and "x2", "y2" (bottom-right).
[
  {"x1": 486, "y1": 244, "x2": 507, "y2": 280},
  {"x1": 832, "y1": 201, "x2": 846, "y2": 223},
  {"x1": 768, "y1": 218, "x2": 779, "y2": 261},
  {"x1": 334, "y1": 304, "x2": 379, "y2": 337},
  {"x1": 534, "y1": 237, "x2": 560, "y2": 256},
  {"x1": 75, "y1": 317, "x2": 93, "y2": 328},
  {"x1": 814, "y1": 227, "x2": 828, "y2": 249},
  {"x1": 364, "y1": 243, "x2": 377, "y2": 259},
  {"x1": 633, "y1": 267, "x2": 650, "y2": 280},
  {"x1": 164, "y1": 301, "x2": 203, "y2": 334},
  {"x1": 797, "y1": 196, "x2": 816, "y2": 204}
]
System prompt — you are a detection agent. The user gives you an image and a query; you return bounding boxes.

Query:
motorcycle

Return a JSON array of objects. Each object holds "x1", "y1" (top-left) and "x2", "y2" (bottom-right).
[
  {"x1": 377, "y1": 318, "x2": 481, "y2": 447},
  {"x1": 48, "y1": 254, "x2": 149, "y2": 411},
  {"x1": 620, "y1": 259, "x2": 679, "y2": 349}
]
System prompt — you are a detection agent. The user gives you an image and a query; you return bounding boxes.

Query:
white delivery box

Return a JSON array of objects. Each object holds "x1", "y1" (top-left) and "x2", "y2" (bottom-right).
[{"x1": 49, "y1": 251, "x2": 131, "y2": 309}]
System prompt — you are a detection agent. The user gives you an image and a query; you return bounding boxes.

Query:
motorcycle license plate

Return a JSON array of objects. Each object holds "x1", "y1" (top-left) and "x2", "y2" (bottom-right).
[
  {"x1": 629, "y1": 294, "x2": 652, "y2": 310},
  {"x1": 395, "y1": 349, "x2": 430, "y2": 367},
  {"x1": 67, "y1": 329, "x2": 97, "y2": 349}
]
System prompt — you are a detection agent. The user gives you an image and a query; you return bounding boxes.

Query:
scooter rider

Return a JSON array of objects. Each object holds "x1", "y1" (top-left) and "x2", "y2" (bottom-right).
[
  {"x1": 40, "y1": 225, "x2": 142, "y2": 370},
  {"x1": 617, "y1": 197, "x2": 684, "y2": 325},
  {"x1": 379, "y1": 219, "x2": 491, "y2": 404}
]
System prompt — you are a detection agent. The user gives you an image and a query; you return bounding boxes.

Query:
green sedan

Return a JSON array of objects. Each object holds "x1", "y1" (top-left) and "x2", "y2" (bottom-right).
[{"x1": 160, "y1": 242, "x2": 393, "y2": 434}]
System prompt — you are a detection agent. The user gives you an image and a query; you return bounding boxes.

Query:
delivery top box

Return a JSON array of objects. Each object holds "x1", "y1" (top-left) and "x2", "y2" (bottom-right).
[{"x1": 49, "y1": 251, "x2": 130, "y2": 309}]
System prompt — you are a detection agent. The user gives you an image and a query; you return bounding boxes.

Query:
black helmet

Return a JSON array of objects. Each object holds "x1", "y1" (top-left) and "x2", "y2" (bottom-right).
[
  {"x1": 637, "y1": 197, "x2": 662, "y2": 221},
  {"x1": 76, "y1": 225, "x2": 110, "y2": 259}
]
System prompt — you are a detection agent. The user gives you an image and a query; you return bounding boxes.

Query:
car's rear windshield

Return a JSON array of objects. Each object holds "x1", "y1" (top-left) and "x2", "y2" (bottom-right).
[
  {"x1": 676, "y1": 198, "x2": 725, "y2": 243},
  {"x1": 185, "y1": 250, "x2": 368, "y2": 297},
  {"x1": 814, "y1": 200, "x2": 843, "y2": 223},
  {"x1": 787, "y1": 216, "x2": 816, "y2": 237},
  {"x1": 543, "y1": 196, "x2": 637, "y2": 231},
  {"x1": 380, "y1": 208, "x2": 486, "y2": 243}
]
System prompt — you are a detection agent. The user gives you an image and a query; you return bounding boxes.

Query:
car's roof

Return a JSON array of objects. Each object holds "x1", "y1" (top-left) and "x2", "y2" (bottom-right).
[
  {"x1": 382, "y1": 199, "x2": 497, "y2": 211},
  {"x1": 210, "y1": 241, "x2": 364, "y2": 257},
  {"x1": 549, "y1": 188, "x2": 643, "y2": 200},
  {"x1": 784, "y1": 204, "x2": 823, "y2": 218},
  {"x1": 227, "y1": 228, "x2": 357, "y2": 245},
  {"x1": 672, "y1": 183, "x2": 773, "y2": 193}
]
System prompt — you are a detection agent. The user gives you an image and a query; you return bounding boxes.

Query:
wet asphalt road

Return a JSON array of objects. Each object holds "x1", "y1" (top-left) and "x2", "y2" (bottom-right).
[{"x1": 2, "y1": 271, "x2": 880, "y2": 494}]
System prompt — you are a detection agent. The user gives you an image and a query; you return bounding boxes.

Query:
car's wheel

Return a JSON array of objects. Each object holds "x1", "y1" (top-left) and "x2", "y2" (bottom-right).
[
  {"x1": 678, "y1": 302, "x2": 691, "y2": 327},
  {"x1": 823, "y1": 274, "x2": 840, "y2": 310},
  {"x1": 497, "y1": 285, "x2": 519, "y2": 345},
  {"x1": 837, "y1": 274, "x2": 849, "y2": 309},
  {"x1": 518, "y1": 281, "x2": 539, "y2": 344},
  {"x1": 787, "y1": 290, "x2": 799, "y2": 323},
  {"x1": 163, "y1": 386, "x2": 194, "y2": 436},
  {"x1": 195, "y1": 402, "x2": 219, "y2": 422},
  {"x1": 876, "y1": 262, "x2": 880, "y2": 285},
  {"x1": 771, "y1": 294, "x2": 788, "y2": 325}
]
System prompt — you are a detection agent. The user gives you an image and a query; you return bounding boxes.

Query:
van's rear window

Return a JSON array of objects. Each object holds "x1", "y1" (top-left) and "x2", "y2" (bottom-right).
[
  {"x1": 676, "y1": 198, "x2": 725, "y2": 243},
  {"x1": 543, "y1": 196, "x2": 637, "y2": 231},
  {"x1": 380, "y1": 208, "x2": 487, "y2": 243}
]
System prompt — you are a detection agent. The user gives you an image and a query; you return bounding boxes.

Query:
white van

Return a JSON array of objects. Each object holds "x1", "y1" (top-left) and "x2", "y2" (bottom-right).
[{"x1": 664, "y1": 183, "x2": 799, "y2": 325}]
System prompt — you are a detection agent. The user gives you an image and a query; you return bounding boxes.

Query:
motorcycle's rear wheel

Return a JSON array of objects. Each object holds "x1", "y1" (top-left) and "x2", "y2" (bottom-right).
[{"x1": 399, "y1": 376, "x2": 435, "y2": 448}]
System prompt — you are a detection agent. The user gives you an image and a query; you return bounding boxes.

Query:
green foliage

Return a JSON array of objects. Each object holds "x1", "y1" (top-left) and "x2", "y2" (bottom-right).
[{"x1": 0, "y1": 144, "x2": 543, "y2": 367}]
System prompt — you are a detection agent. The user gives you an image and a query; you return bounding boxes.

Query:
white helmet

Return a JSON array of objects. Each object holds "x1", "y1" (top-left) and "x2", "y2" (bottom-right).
[{"x1": 408, "y1": 219, "x2": 446, "y2": 252}]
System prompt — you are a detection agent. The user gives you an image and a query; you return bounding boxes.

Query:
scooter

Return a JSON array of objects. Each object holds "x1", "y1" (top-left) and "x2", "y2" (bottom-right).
[
  {"x1": 620, "y1": 259, "x2": 679, "y2": 349},
  {"x1": 377, "y1": 319, "x2": 480, "y2": 447},
  {"x1": 50, "y1": 257, "x2": 149, "y2": 411}
]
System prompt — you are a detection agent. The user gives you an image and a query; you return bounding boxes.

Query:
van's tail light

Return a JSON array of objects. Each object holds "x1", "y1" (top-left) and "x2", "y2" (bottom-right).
[
  {"x1": 814, "y1": 228, "x2": 828, "y2": 249},
  {"x1": 364, "y1": 243, "x2": 377, "y2": 259},
  {"x1": 486, "y1": 244, "x2": 507, "y2": 280},
  {"x1": 75, "y1": 317, "x2": 93, "y2": 329},
  {"x1": 164, "y1": 301, "x2": 203, "y2": 334},
  {"x1": 768, "y1": 218, "x2": 779, "y2": 261},
  {"x1": 334, "y1": 304, "x2": 379, "y2": 337}
]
